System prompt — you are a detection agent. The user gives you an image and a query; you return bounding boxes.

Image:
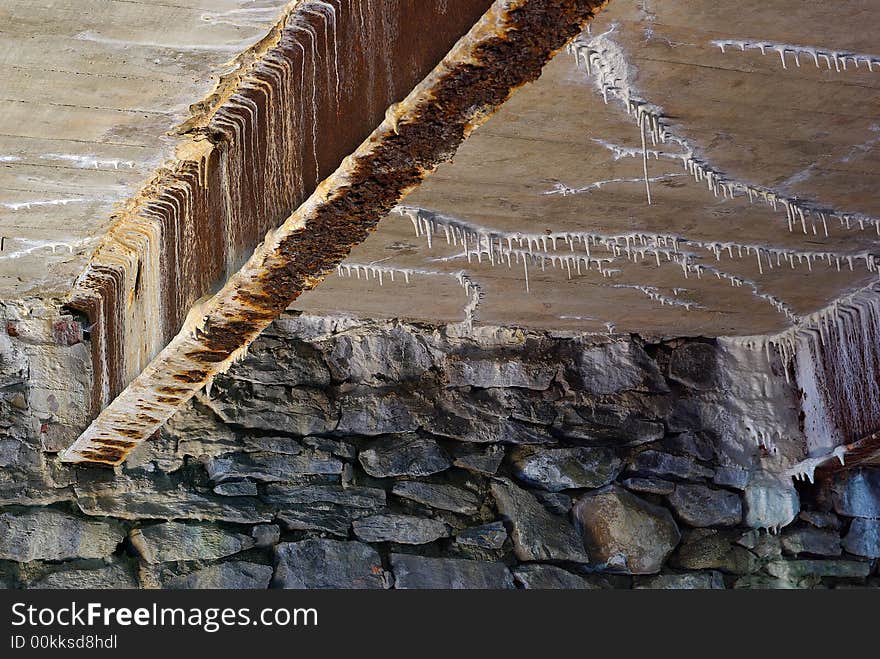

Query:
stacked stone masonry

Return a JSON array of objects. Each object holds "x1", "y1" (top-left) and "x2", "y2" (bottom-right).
[{"x1": 1, "y1": 309, "x2": 878, "y2": 589}]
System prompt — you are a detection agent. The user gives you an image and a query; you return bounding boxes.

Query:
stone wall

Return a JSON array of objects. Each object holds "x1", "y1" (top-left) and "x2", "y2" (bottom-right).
[{"x1": 1, "y1": 312, "x2": 878, "y2": 589}]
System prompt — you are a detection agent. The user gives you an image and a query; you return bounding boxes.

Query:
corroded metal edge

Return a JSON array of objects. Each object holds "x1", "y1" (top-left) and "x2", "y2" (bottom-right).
[{"x1": 60, "y1": 0, "x2": 611, "y2": 466}]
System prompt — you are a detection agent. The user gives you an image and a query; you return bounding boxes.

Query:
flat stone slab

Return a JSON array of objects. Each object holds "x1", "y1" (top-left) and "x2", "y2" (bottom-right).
[
  {"x1": 274, "y1": 540, "x2": 388, "y2": 589},
  {"x1": 129, "y1": 522, "x2": 254, "y2": 564},
  {"x1": 0, "y1": 509, "x2": 125, "y2": 562},
  {"x1": 358, "y1": 435, "x2": 451, "y2": 478},
  {"x1": 510, "y1": 446, "x2": 622, "y2": 492},
  {"x1": 390, "y1": 554, "x2": 514, "y2": 589},
  {"x1": 352, "y1": 514, "x2": 450, "y2": 545},
  {"x1": 513, "y1": 564, "x2": 598, "y2": 589},
  {"x1": 391, "y1": 481, "x2": 481, "y2": 514},
  {"x1": 167, "y1": 562, "x2": 273, "y2": 590}
]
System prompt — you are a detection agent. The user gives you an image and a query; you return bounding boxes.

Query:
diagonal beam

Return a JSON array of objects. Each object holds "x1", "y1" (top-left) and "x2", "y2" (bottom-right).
[{"x1": 60, "y1": 0, "x2": 611, "y2": 466}]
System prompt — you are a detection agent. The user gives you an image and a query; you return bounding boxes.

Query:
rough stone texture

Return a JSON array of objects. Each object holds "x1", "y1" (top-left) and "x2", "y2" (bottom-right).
[
  {"x1": 798, "y1": 511, "x2": 841, "y2": 530},
  {"x1": 455, "y1": 522, "x2": 508, "y2": 550},
  {"x1": 391, "y1": 554, "x2": 514, "y2": 589},
  {"x1": 673, "y1": 530, "x2": 759, "y2": 575},
  {"x1": 274, "y1": 540, "x2": 388, "y2": 589},
  {"x1": 213, "y1": 481, "x2": 259, "y2": 497},
  {"x1": 358, "y1": 435, "x2": 451, "y2": 478},
  {"x1": 622, "y1": 477, "x2": 675, "y2": 496},
  {"x1": 534, "y1": 491, "x2": 572, "y2": 516},
  {"x1": 669, "y1": 343, "x2": 719, "y2": 391},
  {"x1": 452, "y1": 444, "x2": 504, "y2": 474},
  {"x1": 205, "y1": 450, "x2": 343, "y2": 483},
  {"x1": 266, "y1": 484, "x2": 385, "y2": 537},
  {"x1": 30, "y1": 563, "x2": 138, "y2": 590},
  {"x1": 573, "y1": 486, "x2": 680, "y2": 574},
  {"x1": 491, "y1": 478, "x2": 588, "y2": 563},
  {"x1": 842, "y1": 518, "x2": 880, "y2": 559},
  {"x1": 446, "y1": 355, "x2": 557, "y2": 390},
  {"x1": 667, "y1": 484, "x2": 743, "y2": 528},
  {"x1": 737, "y1": 530, "x2": 782, "y2": 560},
  {"x1": 765, "y1": 559, "x2": 872, "y2": 580},
  {"x1": 0, "y1": 510, "x2": 124, "y2": 562},
  {"x1": 512, "y1": 564, "x2": 598, "y2": 589},
  {"x1": 630, "y1": 451, "x2": 714, "y2": 481},
  {"x1": 832, "y1": 469, "x2": 880, "y2": 518},
  {"x1": 635, "y1": 572, "x2": 725, "y2": 590},
  {"x1": 2, "y1": 314, "x2": 875, "y2": 589},
  {"x1": 167, "y1": 562, "x2": 273, "y2": 590},
  {"x1": 251, "y1": 524, "x2": 281, "y2": 548},
  {"x1": 713, "y1": 467, "x2": 750, "y2": 491},
  {"x1": 575, "y1": 341, "x2": 666, "y2": 395},
  {"x1": 391, "y1": 481, "x2": 480, "y2": 515},
  {"x1": 781, "y1": 527, "x2": 842, "y2": 557},
  {"x1": 510, "y1": 446, "x2": 622, "y2": 492},
  {"x1": 353, "y1": 514, "x2": 450, "y2": 545},
  {"x1": 130, "y1": 523, "x2": 254, "y2": 564},
  {"x1": 73, "y1": 478, "x2": 272, "y2": 523}
]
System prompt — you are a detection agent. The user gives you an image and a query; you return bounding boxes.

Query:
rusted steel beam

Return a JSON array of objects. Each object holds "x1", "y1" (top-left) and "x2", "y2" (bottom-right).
[{"x1": 60, "y1": 0, "x2": 611, "y2": 466}]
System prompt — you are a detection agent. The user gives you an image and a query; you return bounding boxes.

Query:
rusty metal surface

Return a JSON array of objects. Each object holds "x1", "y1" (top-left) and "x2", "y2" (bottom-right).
[
  {"x1": 66, "y1": 0, "x2": 495, "y2": 421},
  {"x1": 60, "y1": 0, "x2": 611, "y2": 466}
]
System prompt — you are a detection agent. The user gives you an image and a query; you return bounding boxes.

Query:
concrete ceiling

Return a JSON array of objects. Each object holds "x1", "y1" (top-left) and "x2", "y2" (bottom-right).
[
  {"x1": 296, "y1": 0, "x2": 880, "y2": 338},
  {"x1": 2, "y1": 0, "x2": 878, "y2": 341},
  {"x1": 0, "y1": 0, "x2": 292, "y2": 297}
]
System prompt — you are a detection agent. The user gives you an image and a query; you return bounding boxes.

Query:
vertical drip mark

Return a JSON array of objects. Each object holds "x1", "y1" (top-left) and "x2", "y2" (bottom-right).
[
  {"x1": 291, "y1": 22, "x2": 322, "y2": 184},
  {"x1": 639, "y1": 113, "x2": 652, "y2": 205}
]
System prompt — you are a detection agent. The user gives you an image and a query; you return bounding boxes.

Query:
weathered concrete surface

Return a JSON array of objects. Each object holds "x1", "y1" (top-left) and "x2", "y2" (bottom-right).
[
  {"x1": 59, "y1": 0, "x2": 611, "y2": 465},
  {"x1": 0, "y1": 0, "x2": 295, "y2": 297},
  {"x1": 297, "y1": 0, "x2": 880, "y2": 338},
  {"x1": 4, "y1": 0, "x2": 878, "y2": 471},
  {"x1": 2, "y1": 0, "x2": 499, "y2": 432}
]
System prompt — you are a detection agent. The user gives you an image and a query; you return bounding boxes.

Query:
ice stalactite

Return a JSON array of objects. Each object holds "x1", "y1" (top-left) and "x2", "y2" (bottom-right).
[
  {"x1": 690, "y1": 261, "x2": 799, "y2": 324},
  {"x1": 712, "y1": 39, "x2": 880, "y2": 73},
  {"x1": 569, "y1": 28, "x2": 880, "y2": 237},
  {"x1": 591, "y1": 138, "x2": 663, "y2": 161},
  {"x1": 543, "y1": 173, "x2": 685, "y2": 196},
  {"x1": 335, "y1": 262, "x2": 483, "y2": 329},
  {"x1": 729, "y1": 282, "x2": 880, "y2": 478},
  {"x1": 786, "y1": 445, "x2": 847, "y2": 484},
  {"x1": 304, "y1": 2, "x2": 341, "y2": 109},
  {"x1": 0, "y1": 238, "x2": 84, "y2": 261},
  {"x1": 611, "y1": 284, "x2": 703, "y2": 311},
  {"x1": 699, "y1": 240, "x2": 880, "y2": 279},
  {"x1": 39, "y1": 153, "x2": 139, "y2": 170},
  {"x1": 397, "y1": 206, "x2": 874, "y2": 322},
  {"x1": 2, "y1": 198, "x2": 95, "y2": 211}
]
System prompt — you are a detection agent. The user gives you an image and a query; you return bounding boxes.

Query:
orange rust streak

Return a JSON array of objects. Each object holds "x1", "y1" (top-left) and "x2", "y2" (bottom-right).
[{"x1": 61, "y1": 0, "x2": 611, "y2": 467}]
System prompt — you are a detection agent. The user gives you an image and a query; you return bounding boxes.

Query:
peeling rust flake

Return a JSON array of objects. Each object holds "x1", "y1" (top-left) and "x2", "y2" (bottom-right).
[{"x1": 60, "y1": 0, "x2": 610, "y2": 467}]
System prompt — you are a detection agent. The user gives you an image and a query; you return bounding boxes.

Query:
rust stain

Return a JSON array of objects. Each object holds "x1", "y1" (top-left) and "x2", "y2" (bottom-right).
[
  {"x1": 65, "y1": 1, "x2": 495, "y2": 420},
  {"x1": 816, "y1": 430, "x2": 880, "y2": 478},
  {"x1": 61, "y1": 0, "x2": 611, "y2": 467}
]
